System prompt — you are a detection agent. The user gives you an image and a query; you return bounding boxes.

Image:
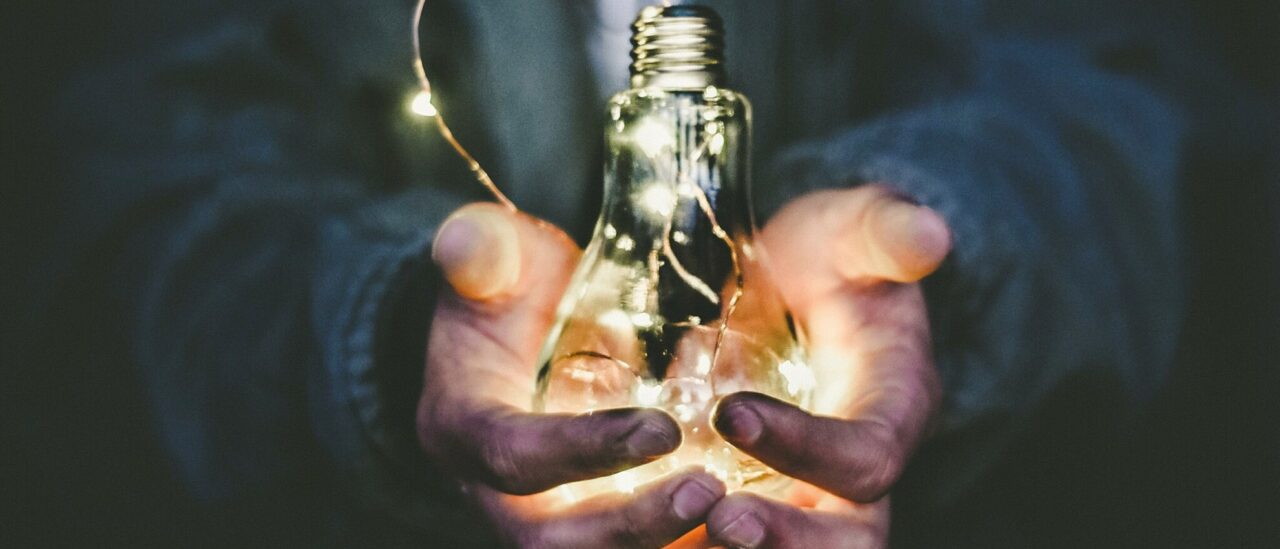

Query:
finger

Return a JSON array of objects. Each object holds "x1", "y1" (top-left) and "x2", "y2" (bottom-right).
[
  {"x1": 421, "y1": 404, "x2": 682, "y2": 495},
  {"x1": 426, "y1": 204, "x2": 664, "y2": 494},
  {"x1": 425, "y1": 202, "x2": 581, "y2": 405},
  {"x1": 481, "y1": 468, "x2": 727, "y2": 549},
  {"x1": 432, "y1": 201, "x2": 580, "y2": 302},
  {"x1": 713, "y1": 392, "x2": 910, "y2": 503},
  {"x1": 762, "y1": 186, "x2": 950, "y2": 290},
  {"x1": 432, "y1": 203, "x2": 521, "y2": 300},
  {"x1": 707, "y1": 492, "x2": 888, "y2": 549},
  {"x1": 858, "y1": 190, "x2": 951, "y2": 283}
]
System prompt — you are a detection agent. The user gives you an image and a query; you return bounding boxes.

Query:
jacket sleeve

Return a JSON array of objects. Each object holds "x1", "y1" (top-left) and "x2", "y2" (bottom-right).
[
  {"x1": 762, "y1": 0, "x2": 1190, "y2": 502},
  {"x1": 54, "y1": 0, "x2": 477, "y2": 536}
]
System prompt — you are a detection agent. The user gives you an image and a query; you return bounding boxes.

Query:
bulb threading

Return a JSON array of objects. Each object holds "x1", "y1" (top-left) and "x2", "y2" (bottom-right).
[{"x1": 630, "y1": 5, "x2": 727, "y2": 90}]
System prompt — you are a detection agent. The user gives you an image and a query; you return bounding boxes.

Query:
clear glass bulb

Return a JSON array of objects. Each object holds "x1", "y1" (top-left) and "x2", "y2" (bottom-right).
[{"x1": 533, "y1": 6, "x2": 814, "y2": 500}]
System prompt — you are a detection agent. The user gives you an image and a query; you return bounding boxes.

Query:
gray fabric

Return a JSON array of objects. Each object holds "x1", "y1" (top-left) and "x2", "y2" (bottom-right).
[
  {"x1": 587, "y1": 0, "x2": 651, "y2": 98},
  {"x1": 52, "y1": 0, "x2": 1206, "y2": 542}
]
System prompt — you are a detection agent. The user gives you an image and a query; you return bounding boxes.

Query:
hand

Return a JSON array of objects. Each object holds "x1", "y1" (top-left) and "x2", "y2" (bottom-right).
[
  {"x1": 705, "y1": 186, "x2": 951, "y2": 548},
  {"x1": 417, "y1": 203, "x2": 726, "y2": 548}
]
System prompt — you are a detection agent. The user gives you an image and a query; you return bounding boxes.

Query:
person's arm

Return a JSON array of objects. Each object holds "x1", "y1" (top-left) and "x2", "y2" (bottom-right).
[
  {"x1": 700, "y1": 3, "x2": 1194, "y2": 546},
  {"x1": 56, "y1": 3, "x2": 727, "y2": 545},
  {"x1": 759, "y1": 0, "x2": 1189, "y2": 500},
  {"x1": 52, "y1": 0, "x2": 481, "y2": 534}
]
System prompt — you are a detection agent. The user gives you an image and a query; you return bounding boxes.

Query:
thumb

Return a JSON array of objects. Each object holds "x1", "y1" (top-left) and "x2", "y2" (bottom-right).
[
  {"x1": 425, "y1": 202, "x2": 581, "y2": 402},
  {"x1": 432, "y1": 203, "x2": 524, "y2": 301},
  {"x1": 855, "y1": 190, "x2": 951, "y2": 283},
  {"x1": 763, "y1": 186, "x2": 951, "y2": 293},
  {"x1": 430, "y1": 203, "x2": 581, "y2": 361}
]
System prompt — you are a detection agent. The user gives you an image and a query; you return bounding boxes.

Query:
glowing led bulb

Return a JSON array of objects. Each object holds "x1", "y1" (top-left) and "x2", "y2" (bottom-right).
[
  {"x1": 409, "y1": 90, "x2": 437, "y2": 117},
  {"x1": 638, "y1": 183, "x2": 678, "y2": 217},
  {"x1": 534, "y1": 5, "x2": 814, "y2": 501},
  {"x1": 632, "y1": 119, "x2": 675, "y2": 157}
]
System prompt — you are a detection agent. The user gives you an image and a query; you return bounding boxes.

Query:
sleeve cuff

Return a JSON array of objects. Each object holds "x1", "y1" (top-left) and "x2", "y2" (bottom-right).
[
  {"x1": 310, "y1": 188, "x2": 481, "y2": 536},
  {"x1": 760, "y1": 99, "x2": 1050, "y2": 284},
  {"x1": 759, "y1": 103, "x2": 1058, "y2": 504}
]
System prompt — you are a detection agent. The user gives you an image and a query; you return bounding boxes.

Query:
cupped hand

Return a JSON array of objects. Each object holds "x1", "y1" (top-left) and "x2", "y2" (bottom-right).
[
  {"x1": 706, "y1": 186, "x2": 952, "y2": 548},
  {"x1": 418, "y1": 203, "x2": 726, "y2": 548}
]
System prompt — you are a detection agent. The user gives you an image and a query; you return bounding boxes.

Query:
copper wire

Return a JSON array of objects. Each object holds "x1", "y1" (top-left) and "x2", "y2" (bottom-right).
[
  {"x1": 654, "y1": 119, "x2": 744, "y2": 375},
  {"x1": 690, "y1": 181, "x2": 743, "y2": 373},
  {"x1": 684, "y1": 129, "x2": 745, "y2": 375},
  {"x1": 411, "y1": 0, "x2": 742, "y2": 388},
  {"x1": 661, "y1": 197, "x2": 721, "y2": 305},
  {"x1": 556, "y1": 351, "x2": 639, "y2": 375},
  {"x1": 412, "y1": 0, "x2": 516, "y2": 211}
]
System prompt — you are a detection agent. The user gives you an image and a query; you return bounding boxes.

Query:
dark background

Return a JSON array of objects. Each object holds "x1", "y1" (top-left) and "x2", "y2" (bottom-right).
[{"x1": 4, "y1": 1, "x2": 1278, "y2": 547}]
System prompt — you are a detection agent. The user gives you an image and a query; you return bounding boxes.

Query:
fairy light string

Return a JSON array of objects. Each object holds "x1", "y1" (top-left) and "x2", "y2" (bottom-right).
[
  {"x1": 682, "y1": 133, "x2": 744, "y2": 376},
  {"x1": 412, "y1": 0, "x2": 740, "y2": 381},
  {"x1": 411, "y1": 0, "x2": 515, "y2": 211}
]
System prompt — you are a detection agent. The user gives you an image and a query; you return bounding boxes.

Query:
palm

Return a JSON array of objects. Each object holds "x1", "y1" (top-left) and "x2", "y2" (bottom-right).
[
  {"x1": 701, "y1": 185, "x2": 949, "y2": 548},
  {"x1": 418, "y1": 204, "x2": 729, "y2": 548}
]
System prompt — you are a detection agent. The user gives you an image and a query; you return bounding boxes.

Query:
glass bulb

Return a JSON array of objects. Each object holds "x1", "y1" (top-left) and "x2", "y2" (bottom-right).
[{"x1": 534, "y1": 5, "x2": 814, "y2": 500}]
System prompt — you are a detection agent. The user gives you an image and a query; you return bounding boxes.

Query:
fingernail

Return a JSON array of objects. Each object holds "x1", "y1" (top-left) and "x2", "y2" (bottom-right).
[
  {"x1": 672, "y1": 478, "x2": 722, "y2": 521},
  {"x1": 432, "y1": 207, "x2": 520, "y2": 299},
  {"x1": 912, "y1": 206, "x2": 952, "y2": 258},
  {"x1": 625, "y1": 420, "x2": 679, "y2": 458},
  {"x1": 719, "y1": 511, "x2": 766, "y2": 548},
  {"x1": 877, "y1": 201, "x2": 951, "y2": 275},
  {"x1": 714, "y1": 402, "x2": 763, "y2": 446}
]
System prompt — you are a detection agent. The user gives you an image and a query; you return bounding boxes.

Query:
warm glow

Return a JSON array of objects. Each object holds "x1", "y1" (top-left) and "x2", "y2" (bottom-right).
[
  {"x1": 598, "y1": 310, "x2": 632, "y2": 331},
  {"x1": 636, "y1": 382, "x2": 662, "y2": 406},
  {"x1": 616, "y1": 234, "x2": 636, "y2": 251},
  {"x1": 630, "y1": 312, "x2": 655, "y2": 329},
  {"x1": 613, "y1": 469, "x2": 641, "y2": 494},
  {"x1": 707, "y1": 132, "x2": 726, "y2": 155},
  {"x1": 632, "y1": 119, "x2": 674, "y2": 157},
  {"x1": 410, "y1": 90, "x2": 437, "y2": 117},
  {"x1": 556, "y1": 485, "x2": 578, "y2": 505},
  {"x1": 695, "y1": 353, "x2": 712, "y2": 376},
  {"x1": 639, "y1": 184, "x2": 677, "y2": 217},
  {"x1": 779, "y1": 359, "x2": 817, "y2": 397}
]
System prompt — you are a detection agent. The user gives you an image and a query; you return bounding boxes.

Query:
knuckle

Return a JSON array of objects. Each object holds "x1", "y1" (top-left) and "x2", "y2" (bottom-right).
[
  {"x1": 611, "y1": 520, "x2": 652, "y2": 549},
  {"x1": 480, "y1": 434, "x2": 531, "y2": 493},
  {"x1": 579, "y1": 414, "x2": 619, "y2": 457},
  {"x1": 611, "y1": 497, "x2": 658, "y2": 548},
  {"x1": 513, "y1": 522, "x2": 556, "y2": 549},
  {"x1": 850, "y1": 422, "x2": 905, "y2": 500},
  {"x1": 795, "y1": 419, "x2": 830, "y2": 468}
]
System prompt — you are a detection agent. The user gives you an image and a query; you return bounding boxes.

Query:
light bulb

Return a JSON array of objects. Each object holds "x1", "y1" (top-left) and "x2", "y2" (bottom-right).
[{"x1": 534, "y1": 5, "x2": 814, "y2": 499}]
